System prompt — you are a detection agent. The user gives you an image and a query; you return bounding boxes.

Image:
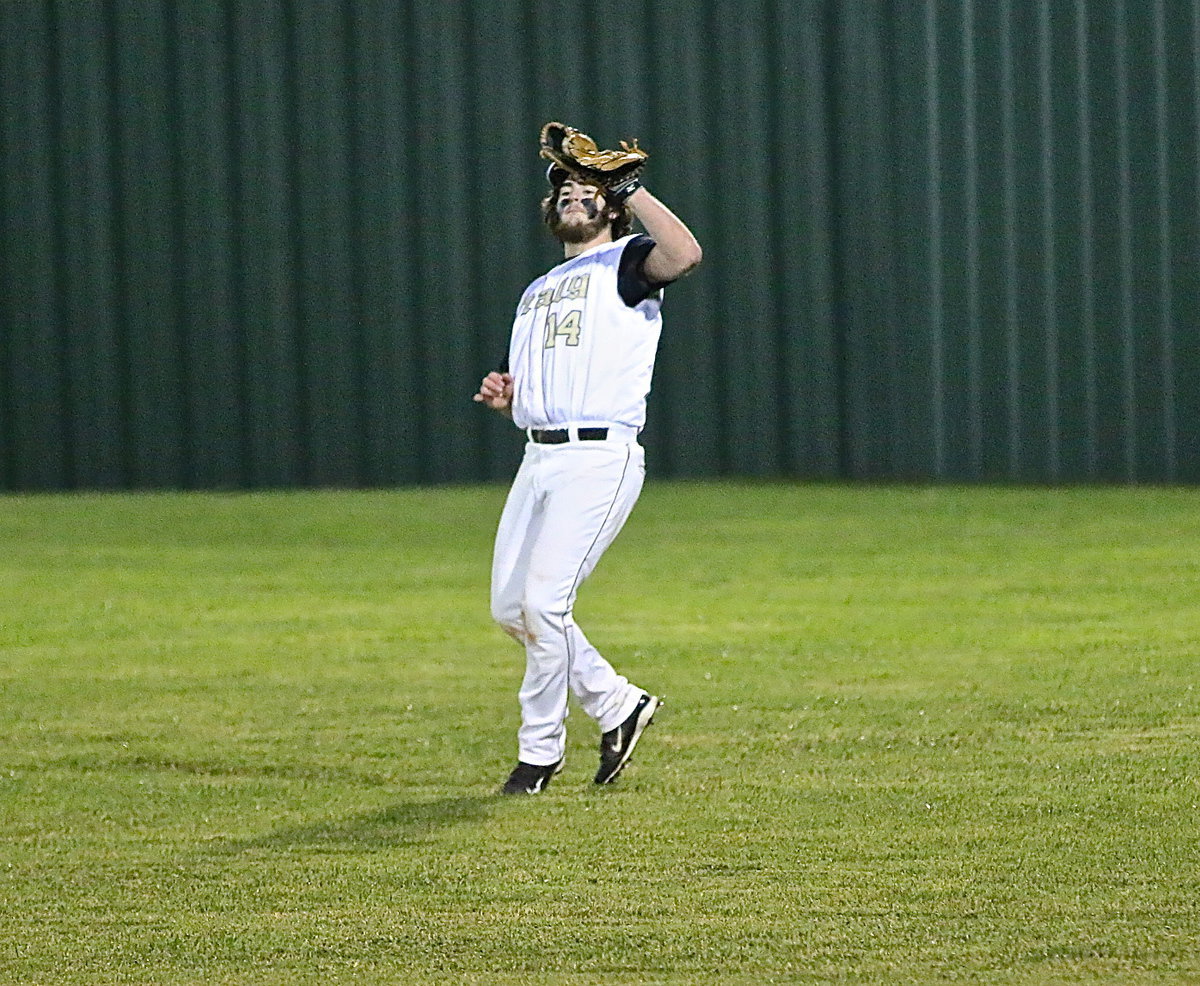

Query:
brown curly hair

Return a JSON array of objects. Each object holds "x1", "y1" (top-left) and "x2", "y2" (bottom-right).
[{"x1": 541, "y1": 178, "x2": 633, "y2": 240}]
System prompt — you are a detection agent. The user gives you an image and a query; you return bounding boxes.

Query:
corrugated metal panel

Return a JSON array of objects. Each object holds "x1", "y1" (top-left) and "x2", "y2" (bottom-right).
[
  {"x1": 1, "y1": 0, "x2": 1197, "y2": 489},
  {"x1": 879, "y1": 0, "x2": 1199, "y2": 482}
]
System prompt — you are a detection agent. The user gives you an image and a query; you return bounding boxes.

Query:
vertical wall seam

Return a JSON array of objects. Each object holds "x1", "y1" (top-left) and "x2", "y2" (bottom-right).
[
  {"x1": 403, "y1": 1, "x2": 430, "y2": 483},
  {"x1": 878, "y1": 0, "x2": 903, "y2": 478},
  {"x1": 925, "y1": 0, "x2": 945, "y2": 478},
  {"x1": 1039, "y1": 3, "x2": 1060, "y2": 480},
  {"x1": 1000, "y1": 0, "x2": 1021, "y2": 476},
  {"x1": 165, "y1": 0, "x2": 192, "y2": 488},
  {"x1": 344, "y1": 1, "x2": 367, "y2": 487},
  {"x1": 704, "y1": 0, "x2": 733, "y2": 474},
  {"x1": 283, "y1": 5, "x2": 309, "y2": 484},
  {"x1": 962, "y1": 0, "x2": 983, "y2": 477},
  {"x1": 767, "y1": 0, "x2": 791, "y2": 472},
  {"x1": 1194, "y1": 0, "x2": 1200, "y2": 477},
  {"x1": 47, "y1": 0, "x2": 73, "y2": 486},
  {"x1": 464, "y1": 1, "x2": 490, "y2": 480},
  {"x1": 1076, "y1": 0, "x2": 1098, "y2": 478},
  {"x1": 103, "y1": 0, "x2": 134, "y2": 486},
  {"x1": 0, "y1": 4, "x2": 8, "y2": 487},
  {"x1": 1114, "y1": 0, "x2": 1137, "y2": 481},
  {"x1": 1152, "y1": 0, "x2": 1177, "y2": 479},
  {"x1": 823, "y1": 0, "x2": 851, "y2": 477},
  {"x1": 223, "y1": 0, "x2": 250, "y2": 487}
]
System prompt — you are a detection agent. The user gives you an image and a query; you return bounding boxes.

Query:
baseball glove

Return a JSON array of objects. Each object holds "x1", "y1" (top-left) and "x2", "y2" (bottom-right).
[{"x1": 539, "y1": 121, "x2": 648, "y2": 203}]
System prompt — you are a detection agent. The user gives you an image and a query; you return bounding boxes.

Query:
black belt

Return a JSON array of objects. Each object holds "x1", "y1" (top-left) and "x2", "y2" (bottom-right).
[{"x1": 530, "y1": 428, "x2": 608, "y2": 444}]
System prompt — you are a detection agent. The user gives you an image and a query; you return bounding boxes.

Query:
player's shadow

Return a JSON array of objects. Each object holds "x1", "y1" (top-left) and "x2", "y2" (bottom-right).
[{"x1": 244, "y1": 795, "x2": 494, "y2": 850}]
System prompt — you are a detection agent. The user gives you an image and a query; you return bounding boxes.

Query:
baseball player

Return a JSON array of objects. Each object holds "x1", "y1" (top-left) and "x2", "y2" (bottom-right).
[{"x1": 474, "y1": 123, "x2": 702, "y2": 795}]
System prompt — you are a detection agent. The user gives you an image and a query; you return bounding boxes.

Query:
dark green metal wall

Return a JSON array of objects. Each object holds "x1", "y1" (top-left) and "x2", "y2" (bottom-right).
[{"x1": 2, "y1": 0, "x2": 1197, "y2": 489}]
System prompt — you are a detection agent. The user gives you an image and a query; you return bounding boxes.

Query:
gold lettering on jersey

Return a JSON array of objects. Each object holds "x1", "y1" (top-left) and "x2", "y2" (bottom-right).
[
  {"x1": 565, "y1": 273, "x2": 590, "y2": 300},
  {"x1": 544, "y1": 309, "x2": 583, "y2": 348},
  {"x1": 522, "y1": 273, "x2": 592, "y2": 315}
]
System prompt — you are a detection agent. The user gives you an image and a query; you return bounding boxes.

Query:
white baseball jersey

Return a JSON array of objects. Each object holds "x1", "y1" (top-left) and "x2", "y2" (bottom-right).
[{"x1": 508, "y1": 234, "x2": 663, "y2": 432}]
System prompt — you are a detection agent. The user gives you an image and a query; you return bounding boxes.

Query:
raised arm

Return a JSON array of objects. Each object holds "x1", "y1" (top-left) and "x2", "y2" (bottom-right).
[{"x1": 625, "y1": 187, "x2": 702, "y2": 285}]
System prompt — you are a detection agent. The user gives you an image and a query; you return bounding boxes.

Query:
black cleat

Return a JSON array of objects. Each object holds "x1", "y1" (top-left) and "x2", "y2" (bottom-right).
[
  {"x1": 501, "y1": 759, "x2": 564, "y2": 795},
  {"x1": 594, "y1": 693, "x2": 661, "y2": 784}
]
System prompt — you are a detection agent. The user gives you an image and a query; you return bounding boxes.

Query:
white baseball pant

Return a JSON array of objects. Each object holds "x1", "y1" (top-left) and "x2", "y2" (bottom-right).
[{"x1": 491, "y1": 435, "x2": 648, "y2": 766}]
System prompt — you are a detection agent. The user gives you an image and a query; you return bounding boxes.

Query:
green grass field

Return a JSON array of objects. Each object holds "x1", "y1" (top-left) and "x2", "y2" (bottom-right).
[{"x1": 1, "y1": 481, "x2": 1198, "y2": 985}]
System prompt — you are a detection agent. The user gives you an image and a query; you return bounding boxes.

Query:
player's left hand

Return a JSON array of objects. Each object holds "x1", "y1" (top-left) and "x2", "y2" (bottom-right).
[
  {"x1": 473, "y1": 371, "x2": 514, "y2": 412},
  {"x1": 540, "y1": 121, "x2": 647, "y2": 204}
]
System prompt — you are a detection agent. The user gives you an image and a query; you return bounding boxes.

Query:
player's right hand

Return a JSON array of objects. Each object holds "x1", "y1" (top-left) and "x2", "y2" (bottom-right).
[{"x1": 473, "y1": 371, "x2": 514, "y2": 411}]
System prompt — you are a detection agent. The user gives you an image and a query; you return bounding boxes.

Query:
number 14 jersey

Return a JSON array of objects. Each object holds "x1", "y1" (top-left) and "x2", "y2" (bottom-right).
[{"x1": 508, "y1": 234, "x2": 665, "y2": 433}]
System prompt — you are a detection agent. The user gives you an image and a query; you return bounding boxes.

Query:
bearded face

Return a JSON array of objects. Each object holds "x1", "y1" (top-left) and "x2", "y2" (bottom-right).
[{"x1": 549, "y1": 180, "x2": 615, "y2": 244}]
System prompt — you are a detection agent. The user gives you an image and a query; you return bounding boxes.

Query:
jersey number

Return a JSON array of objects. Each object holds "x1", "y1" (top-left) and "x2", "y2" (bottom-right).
[{"x1": 544, "y1": 309, "x2": 582, "y2": 348}]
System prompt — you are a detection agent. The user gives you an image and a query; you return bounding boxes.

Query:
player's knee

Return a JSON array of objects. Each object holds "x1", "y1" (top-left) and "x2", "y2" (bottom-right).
[
  {"x1": 521, "y1": 582, "x2": 568, "y2": 631},
  {"x1": 493, "y1": 613, "x2": 524, "y2": 640},
  {"x1": 492, "y1": 601, "x2": 531, "y2": 643},
  {"x1": 498, "y1": 620, "x2": 533, "y2": 644},
  {"x1": 491, "y1": 590, "x2": 519, "y2": 627}
]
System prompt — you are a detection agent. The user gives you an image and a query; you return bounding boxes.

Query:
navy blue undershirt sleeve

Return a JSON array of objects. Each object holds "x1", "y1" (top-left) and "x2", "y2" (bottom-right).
[{"x1": 618, "y1": 234, "x2": 671, "y2": 307}]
